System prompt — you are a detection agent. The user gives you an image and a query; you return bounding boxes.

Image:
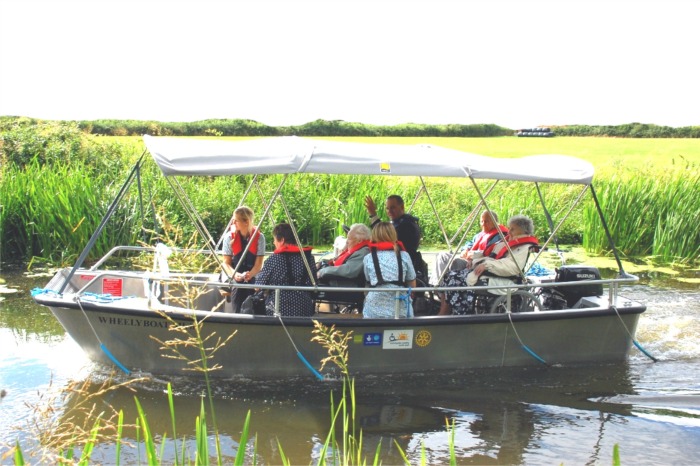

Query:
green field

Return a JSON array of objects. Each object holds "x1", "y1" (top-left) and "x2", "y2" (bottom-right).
[
  {"x1": 315, "y1": 136, "x2": 700, "y2": 174},
  {"x1": 108, "y1": 134, "x2": 700, "y2": 166}
]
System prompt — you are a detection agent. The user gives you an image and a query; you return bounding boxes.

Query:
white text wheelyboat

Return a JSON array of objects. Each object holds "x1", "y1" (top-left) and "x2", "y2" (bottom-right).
[{"x1": 32, "y1": 136, "x2": 647, "y2": 378}]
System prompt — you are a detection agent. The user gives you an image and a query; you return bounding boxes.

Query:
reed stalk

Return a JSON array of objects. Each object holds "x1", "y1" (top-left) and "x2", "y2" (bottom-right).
[
  {"x1": 8, "y1": 373, "x2": 144, "y2": 464},
  {"x1": 583, "y1": 168, "x2": 700, "y2": 264}
]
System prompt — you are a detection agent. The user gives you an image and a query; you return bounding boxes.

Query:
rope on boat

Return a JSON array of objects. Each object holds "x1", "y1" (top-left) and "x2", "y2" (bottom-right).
[
  {"x1": 276, "y1": 315, "x2": 325, "y2": 381},
  {"x1": 31, "y1": 288, "x2": 135, "y2": 303},
  {"x1": 99, "y1": 343, "x2": 132, "y2": 375},
  {"x1": 78, "y1": 292, "x2": 136, "y2": 303},
  {"x1": 32, "y1": 287, "x2": 133, "y2": 373},
  {"x1": 507, "y1": 313, "x2": 548, "y2": 365},
  {"x1": 612, "y1": 305, "x2": 658, "y2": 362},
  {"x1": 395, "y1": 287, "x2": 413, "y2": 318},
  {"x1": 75, "y1": 297, "x2": 132, "y2": 375},
  {"x1": 501, "y1": 325, "x2": 509, "y2": 366},
  {"x1": 31, "y1": 288, "x2": 62, "y2": 297}
]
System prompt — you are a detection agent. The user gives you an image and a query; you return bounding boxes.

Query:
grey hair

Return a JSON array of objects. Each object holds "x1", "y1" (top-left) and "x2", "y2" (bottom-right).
[
  {"x1": 348, "y1": 223, "x2": 372, "y2": 241},
  {"x1": 508, "y1": 215, "x2": 534, "y2": 236}
]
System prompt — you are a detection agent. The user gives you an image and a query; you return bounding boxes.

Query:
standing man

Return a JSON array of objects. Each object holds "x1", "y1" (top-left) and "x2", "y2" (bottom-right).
[{"x1": 365, "y1": 194, "x2": 423, "y2": 276}]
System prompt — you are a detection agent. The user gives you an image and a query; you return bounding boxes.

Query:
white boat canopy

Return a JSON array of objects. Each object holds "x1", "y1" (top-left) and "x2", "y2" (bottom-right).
[{"x1": 143, "y1": 135, "x2": 594, "y2": 184}]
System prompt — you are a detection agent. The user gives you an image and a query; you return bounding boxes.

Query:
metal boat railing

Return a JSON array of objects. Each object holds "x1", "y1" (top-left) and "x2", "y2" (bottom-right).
[{"x1": 57, "y1": 266, "x2": 640, "y2": 318}]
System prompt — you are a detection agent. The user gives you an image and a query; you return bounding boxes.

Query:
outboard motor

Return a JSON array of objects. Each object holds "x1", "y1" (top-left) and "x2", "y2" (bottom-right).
[{"x1": 553, "y1": 265, "x2": 603, "y2": 308}]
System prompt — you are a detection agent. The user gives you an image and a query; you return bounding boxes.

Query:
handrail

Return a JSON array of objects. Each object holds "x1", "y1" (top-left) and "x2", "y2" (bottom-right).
[
  {"x1": 40, "y1": 268, "x2": 642, "y2": 319},
  {"x1": 66, "y1": 268, "x2": 640, "y2": 297}
]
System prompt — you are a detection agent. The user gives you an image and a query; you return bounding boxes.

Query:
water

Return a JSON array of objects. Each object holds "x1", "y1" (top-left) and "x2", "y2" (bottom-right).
[{"x1": 1, "y1": 267, "x2": 699, "y2": 464}]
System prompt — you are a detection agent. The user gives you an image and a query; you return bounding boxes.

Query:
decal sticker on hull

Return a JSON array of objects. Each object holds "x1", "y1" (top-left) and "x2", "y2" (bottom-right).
[
  {"x1": 362, "y1": 332, "x2": 383, "y2": 346},
  {"x1": 382, "y1": 330, "x2": 413, "y2": 349},
  {"x1": 415, "y1": 330, "x2": 432, "y2": 347},
  {"x1": 102, "y1": 278, "x2": 123, "y2": 297}
]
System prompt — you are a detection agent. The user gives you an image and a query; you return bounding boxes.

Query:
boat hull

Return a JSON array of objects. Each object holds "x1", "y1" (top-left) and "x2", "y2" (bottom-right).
[{"x1": 44, "y1": 300, "x2": 644, "y2": 378}]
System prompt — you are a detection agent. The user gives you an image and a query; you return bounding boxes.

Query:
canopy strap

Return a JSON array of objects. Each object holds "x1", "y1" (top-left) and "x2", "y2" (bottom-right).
[
  {"x1": 612, "y1": 305, "x2": 658, "y2": 362},
  {"x1": 507, "y1": 312, "x2": 547, "y2": 365},
  {"x1": 276, "y1": 313, "x2": 324, "y2": 380}
]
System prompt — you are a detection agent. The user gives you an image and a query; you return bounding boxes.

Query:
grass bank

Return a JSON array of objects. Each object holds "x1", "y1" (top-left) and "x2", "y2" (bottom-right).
[{"x1": 1, "y1": 134, "x2": 698, "y2": 266}]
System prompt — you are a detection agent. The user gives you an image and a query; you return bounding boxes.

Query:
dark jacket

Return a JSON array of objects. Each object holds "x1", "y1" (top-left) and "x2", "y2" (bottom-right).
[{"x1": 256, "y1": 248, "x2": 317, "y2": 317}]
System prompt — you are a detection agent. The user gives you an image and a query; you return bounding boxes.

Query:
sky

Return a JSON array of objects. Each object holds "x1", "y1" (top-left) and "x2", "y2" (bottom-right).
[{"x1": 1, "y1": 0, "x2": 698, "y2": 129}]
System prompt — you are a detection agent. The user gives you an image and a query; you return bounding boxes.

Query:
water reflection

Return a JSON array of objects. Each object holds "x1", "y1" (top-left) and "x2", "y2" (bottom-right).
[
  {"x1": 2, "y1": 269, "x2": 700, "y2": 464},
  {"x1": 355, "y1": 364, "x2": 638, "y2": 464},
  {"x1": 48, "y1": 363, "x2": 642, "y2": 465}
]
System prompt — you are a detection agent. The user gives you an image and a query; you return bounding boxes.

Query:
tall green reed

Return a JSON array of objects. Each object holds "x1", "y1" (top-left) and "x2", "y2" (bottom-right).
[
  {"x1": 0, "y1": 161, "x2": 142, "y2": 264},
  {"x1": 583, "y1": 169, "x2": 700, "y2": 264},
  {"x1": 3, "y1": 147, "x2": 698, "y2": 266}
]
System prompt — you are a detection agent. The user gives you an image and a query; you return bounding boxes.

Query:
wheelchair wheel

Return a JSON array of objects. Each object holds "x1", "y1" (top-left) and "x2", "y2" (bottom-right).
[
  {"x1": 412, "y1": 276, "x2": 441, "y2": 316},
  {"x1": 472, "y1": 293, "x2": 492, "y2": 314},
  {"x1": 336, "y1": 303, "x2": 361, "y2": 314},
  {"x1": 489, "y1": 290, "x2": 542, "y2": 314}
]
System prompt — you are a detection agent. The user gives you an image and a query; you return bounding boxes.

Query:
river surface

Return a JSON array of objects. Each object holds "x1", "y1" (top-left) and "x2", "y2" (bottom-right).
[{"x1": 1, "y1": 266, "x2": 699, "y2": 465}]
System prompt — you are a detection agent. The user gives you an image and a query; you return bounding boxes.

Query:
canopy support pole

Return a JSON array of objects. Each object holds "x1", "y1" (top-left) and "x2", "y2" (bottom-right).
[
  {"x1": 279, "y1": 194, "x2": 317, "y2": 286},
  {"x1": 535, "y1": 182, "x2": 561, "y2": 253},
  {"x1": 529, "y1": 185, "x2": 589, "y2": 268},
  {"x1": 59, "y1": 152, "x2": 147, "y2": 294},
  {"x1": 589, "y1": 184, "x2": 628, "y2": 276}
]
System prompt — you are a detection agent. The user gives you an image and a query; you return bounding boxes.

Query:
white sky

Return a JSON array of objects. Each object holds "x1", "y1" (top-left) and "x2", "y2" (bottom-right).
[{"x1": 1, "y1": 0, "x2": 698, "y2": 129}]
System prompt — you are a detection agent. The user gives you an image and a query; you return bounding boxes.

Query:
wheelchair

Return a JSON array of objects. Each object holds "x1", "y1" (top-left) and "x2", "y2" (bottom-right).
[
  {"x1": 313, "y1": 251, "x2": 442, "y2": 316},
  {"x1": 314, "y1": 277, "x2": 365, "y2": 314},
  {"x1": 453, "y1": 276, "x2": 543, "y2": 315},
  {"x1": 411, "y1": 270, "x2": 442, "y2": 316},
  {"x1": 314, "y1": 272, "x2": 440, "y2": 316}
]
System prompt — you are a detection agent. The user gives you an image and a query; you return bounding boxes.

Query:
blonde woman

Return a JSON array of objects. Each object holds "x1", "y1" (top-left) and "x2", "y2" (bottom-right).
[
  {"x1": 222, "y1": 206, "x2": 266, "y2": 312},
  {"x1": 362, "y1": 222, "x2": 416, "y2": 318}
]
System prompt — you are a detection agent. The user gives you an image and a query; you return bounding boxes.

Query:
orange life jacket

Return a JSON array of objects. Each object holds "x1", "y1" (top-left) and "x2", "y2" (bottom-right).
[
  {"x1": 332, "y1": 240, "x2": 371, "y2": 266},
  {"x1": 490, "y1": 236, "x2": 540, "y2": 260}
]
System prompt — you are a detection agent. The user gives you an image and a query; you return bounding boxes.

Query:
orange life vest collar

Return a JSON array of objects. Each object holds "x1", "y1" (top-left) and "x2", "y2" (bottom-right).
[
  {"x1": 333, "y1": 240, "x2": 370, "y2": 266},
  {"x1": 492, "y1": 236, "x2": 539, "y2": 260},
  {"x1": 369, "y1": 241, "x2": 406, "y2": 252},
  {"x1": 273, "y1": 244, "x2": 314, "y2": 255},
  {"x1": 479, "y1": 225, "x2": 510, "y2": 256},
  {"x1": 231, "y1": 227, "x2": 260, "y2": 256}
]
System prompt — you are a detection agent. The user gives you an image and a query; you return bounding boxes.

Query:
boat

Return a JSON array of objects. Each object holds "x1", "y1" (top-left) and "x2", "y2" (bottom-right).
[{"x1": 32, "y1": 135, "x2": 647, "y2": 378}]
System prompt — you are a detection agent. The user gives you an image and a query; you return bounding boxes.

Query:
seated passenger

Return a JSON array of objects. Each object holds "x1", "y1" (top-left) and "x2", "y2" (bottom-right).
[
  {"x1": 362, "y1": 222, "x2": 417, "y2": 319},
  {"x1": 432, "y1": 210, "x2": 508, "y2": 285},
  {"x1": 438, "y1": 215, "x2": 539, "y2": 315},
  {"x1": 221, "y1": 206, "x2": 266, "y2": 312},
  {"x1": 255, "y1": 223, "x2": 317, "y2": 317},
  {"x1": 317, "y1": 223, "x2": 371, "y2": 286}
]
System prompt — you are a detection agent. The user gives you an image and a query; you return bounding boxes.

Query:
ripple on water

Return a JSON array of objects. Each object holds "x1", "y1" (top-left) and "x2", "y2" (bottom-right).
[{"x1": 623, "y1": 285, "x2": 700, "y2": 361}]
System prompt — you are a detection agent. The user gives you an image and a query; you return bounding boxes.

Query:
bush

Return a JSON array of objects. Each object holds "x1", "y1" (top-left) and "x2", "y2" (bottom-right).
[{"x1": 0, "y1": 118, "x2": 85, "y2": 168}]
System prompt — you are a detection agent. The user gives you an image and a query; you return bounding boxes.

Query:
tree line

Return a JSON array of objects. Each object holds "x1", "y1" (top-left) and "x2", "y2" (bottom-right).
[{"x1": 2, "y1": 115, "x2": 698, "y2": 138}]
